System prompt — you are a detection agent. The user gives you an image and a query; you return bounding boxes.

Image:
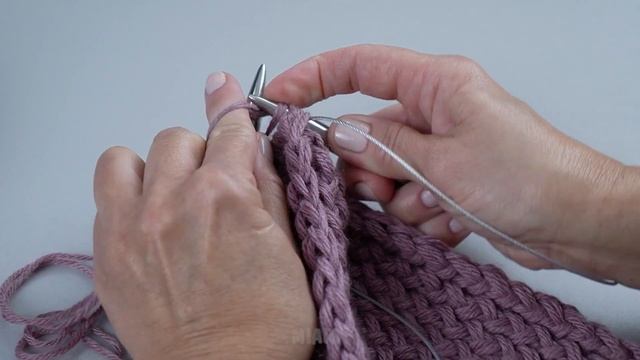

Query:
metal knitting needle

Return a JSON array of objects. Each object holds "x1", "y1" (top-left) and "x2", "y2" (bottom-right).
[
  {"x1": 248, "y1": 94, "x2": 330, "y2": 136},
  {"x1": 247, "y1": 64, "x2": 330, "y2": 136},
  {"x1": 249, "y1": 64, "x2": 266, "y2": 131},
  {"x1": 248, "y1": 68, "x2": 442, "y2": 357},
  {"x1": 249, "y1": 64, "x2": 266, "y2": 97},
  {"x1": 246, "y1": 65, "x2": 617, "y2": 286},
  {"x1": 248, "y1": 64, "x2": 267, "y2": 131}
]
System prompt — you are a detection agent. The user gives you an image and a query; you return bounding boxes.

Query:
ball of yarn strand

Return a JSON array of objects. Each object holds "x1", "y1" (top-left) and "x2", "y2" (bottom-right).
[
  {"x1": 269, "y1": 104, "x2": 640, "y2": 360},
  {"x1": 0, "y1": 253, "x2": 124, "y2": 360}
]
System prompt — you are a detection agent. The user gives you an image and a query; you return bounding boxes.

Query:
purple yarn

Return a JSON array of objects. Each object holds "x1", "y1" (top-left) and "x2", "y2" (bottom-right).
[
  {"x1": 271, "y1": 105, "x2": 368, "y2": 360},
  {"x1": 1, "y1": 103, "x2": 639, "y2": 359},
  {"x1": 0, "y1": 254, "x2": 124, "y2": 359},
  {"x1": 270, "y1": 105, "x2": 640, "y2": 360}
]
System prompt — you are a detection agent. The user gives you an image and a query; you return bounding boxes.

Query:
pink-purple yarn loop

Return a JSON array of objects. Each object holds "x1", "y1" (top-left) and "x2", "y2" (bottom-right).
[
  {"x1": 0, "y1": 253, "x2": 124, "y2": 359},
  {"x1": 206, "y1": 101, "x2": 264, "y2": 137},
  {"x1": 0, "y1": 102, "x2": 639, "y2": 359}
]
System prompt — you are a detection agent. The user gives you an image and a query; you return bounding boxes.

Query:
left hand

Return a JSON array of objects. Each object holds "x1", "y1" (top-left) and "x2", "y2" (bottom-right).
[{"x1": 93, "y1": 72, "x2": 315, "y2": 360}]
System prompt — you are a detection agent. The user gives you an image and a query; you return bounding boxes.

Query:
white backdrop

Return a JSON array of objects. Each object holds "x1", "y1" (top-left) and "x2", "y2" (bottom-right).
[{"x1": 1, "y1": 1, "x2": 639, "y2": 358}]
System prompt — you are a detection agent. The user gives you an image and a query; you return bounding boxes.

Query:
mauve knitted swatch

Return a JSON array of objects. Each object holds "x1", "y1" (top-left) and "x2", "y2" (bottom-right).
[
  {"x1": 269, "y1": 104, "x2": 640, "y2": 360},
  {"x1": 1, "y1": 103, "x2": 639, "y2": 359}
]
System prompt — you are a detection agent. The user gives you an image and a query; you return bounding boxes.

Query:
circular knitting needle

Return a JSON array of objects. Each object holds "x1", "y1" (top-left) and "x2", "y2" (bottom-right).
[
  {"x1": 248, "y1": 64, "x2": 331, "y2": 136},
  {"x1": 248, "y1": 93, "x2": 330, "y2": 137},
  {"x1": 249, "y1": 64, "x2": 266, "y2": 97},
  {"x1": 248, "y1": 65, "x2": 616, "y2": 285},
  {"x1": 248, "y1": 64, "x2": 267, "y2": 130}
]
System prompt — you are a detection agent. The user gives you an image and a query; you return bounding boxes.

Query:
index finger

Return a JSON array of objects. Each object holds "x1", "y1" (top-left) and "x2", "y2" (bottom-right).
[
  {"x1": 203, "y1": 72, "x2": 257, "y2": 172},
  {"x1": 264, "y1": 44, "x2": 437, "y2": 127}
]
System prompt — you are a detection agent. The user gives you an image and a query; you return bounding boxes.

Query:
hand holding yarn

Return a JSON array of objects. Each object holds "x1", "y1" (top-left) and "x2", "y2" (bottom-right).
[
  {"x1": 3, "y1": 53, "x2": 639, "y2": 360},
  {"x1": 92, "y1": 73, "x2": 315, "y2": 360},
  {"x1": 265, "y1": 44, "x2": 640, "y2": 287}
]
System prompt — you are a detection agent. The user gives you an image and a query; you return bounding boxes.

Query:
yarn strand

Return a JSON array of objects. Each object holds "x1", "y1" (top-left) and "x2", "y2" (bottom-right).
[
  {"x1": 0, "y1": 253, "x2": 124, "y2": 359},
  {"x1": 0, "y1": 102, "x2": 638, "y2": 359}
]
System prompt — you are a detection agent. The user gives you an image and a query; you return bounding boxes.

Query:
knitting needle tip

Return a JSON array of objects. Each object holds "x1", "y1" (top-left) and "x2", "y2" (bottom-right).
[
  {"x1": 248, "y1": 94, "x2": 278, "y2": 116},
  {"x1": 249, "y1": 64, "x2": 266, "y2": 97}
]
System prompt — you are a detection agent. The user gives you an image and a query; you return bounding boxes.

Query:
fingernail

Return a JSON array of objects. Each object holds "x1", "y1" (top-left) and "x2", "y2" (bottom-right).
[
  {"x1": 418, "y1": 221, "x2": 436, "y2": 235},
  {"x1": 334, "y1": 119, "x2": 370, "y2": 153},
  {"x1": 205, "y1": 72, "x2": 226, "y2": 95},
  {"x1": 259, "y1": 134, "x2": 273, "y2": 161},
  {"x1": 420, "y1": 190, "x2": 438, "y2": 207},
  {"x1": 449, "y1": 218, "x2": 464, "y2": 233},
  {"x1": 353, "y1": 182, "x2": 376, "y2": 201}
]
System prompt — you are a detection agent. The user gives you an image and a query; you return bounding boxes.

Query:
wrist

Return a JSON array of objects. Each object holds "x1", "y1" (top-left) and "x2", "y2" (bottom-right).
[
  {"x1": 559, "y1": 162, "x2": 640, "y2": 287},
  {"x1": 595, "y1": 165, "x2": 640, "y2": 287},
  {"x1": 540, "y1": 154, "x2": 640, "y2": 286}
]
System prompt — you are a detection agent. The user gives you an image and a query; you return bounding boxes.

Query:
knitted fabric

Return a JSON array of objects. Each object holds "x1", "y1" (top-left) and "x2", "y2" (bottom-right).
[
  {"x1": 1, "y1": 103, "x2": 639, "y2": 359},
  {"x1": 269, "y1": 105, "x2": 640, "y2": 360}
]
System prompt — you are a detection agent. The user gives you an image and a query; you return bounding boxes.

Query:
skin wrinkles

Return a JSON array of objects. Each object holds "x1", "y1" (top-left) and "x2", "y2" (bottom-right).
[{"x1": 93, "y1": 45, "x2": 640, "y2": 360}]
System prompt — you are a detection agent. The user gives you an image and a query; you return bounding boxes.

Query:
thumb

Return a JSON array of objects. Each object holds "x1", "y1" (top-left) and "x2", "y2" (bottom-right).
[{"x1": 327, "y1": 114, "x2": 443, "y2": 181}]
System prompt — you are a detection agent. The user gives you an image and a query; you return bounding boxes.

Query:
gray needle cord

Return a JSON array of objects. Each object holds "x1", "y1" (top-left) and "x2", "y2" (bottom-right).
[
  {"x1": 351, "y1": 287, "x2": 441, "y2": 359},
  {"x1": 311, "y1": 116, "x2": 617, "y2": 286}
]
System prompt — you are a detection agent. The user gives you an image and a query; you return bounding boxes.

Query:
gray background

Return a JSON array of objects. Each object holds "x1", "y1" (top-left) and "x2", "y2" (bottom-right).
[{"x1": 1, "y1": 1, "x2": 639, "y2": 358}]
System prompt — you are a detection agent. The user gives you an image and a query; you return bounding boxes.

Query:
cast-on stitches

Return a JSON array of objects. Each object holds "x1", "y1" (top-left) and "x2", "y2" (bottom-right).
[{"x1": 0, "y1": 103, "x2": 639, "y2": 359}]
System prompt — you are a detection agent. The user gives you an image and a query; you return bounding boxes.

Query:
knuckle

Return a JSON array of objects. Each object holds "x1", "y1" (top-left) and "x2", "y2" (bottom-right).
[
  {"x1": 352, "y1": 43, "x2": 376, "y2": 54},
  {"x1": 190, "y1": 167, "x2": 248, "y2": 203},
  {"x1": 154, "y1": 126, "x2": 192, "y2": 143},
  {"x1": 443, "y1": 55, "x2": 486, "y2": 84},
  {"x1": 448, "y1": 85, "x2": 494, "y2": 124},
  {"x1": 449, "y1": 55, "x2": 481, "y2": 72},
  {"x1": 97, "y1": 146, "x2": 133, "y2": 167},
  {"x1": 179, "y1": 129, "x2": 205, "y2": 146},
  {"x1": 351, "y1": 43, "x2": 392, "y2": 56},
  {"x1": 95, "y1": 147, "x2": 140, "y2": 192}
]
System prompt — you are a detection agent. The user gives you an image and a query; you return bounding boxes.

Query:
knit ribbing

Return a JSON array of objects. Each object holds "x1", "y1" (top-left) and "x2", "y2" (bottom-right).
[{"x1": 271, "y1": 105, "x2": 369, "y2": 360}]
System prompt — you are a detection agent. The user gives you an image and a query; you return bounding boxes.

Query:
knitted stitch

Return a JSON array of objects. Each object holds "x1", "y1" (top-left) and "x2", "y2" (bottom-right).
[
  {"x1": 1, "y1": 103, "x2": 639, "y2": 359},
  {"x1": 270, "y1": 105, "x2": 640, "y2": 360}
]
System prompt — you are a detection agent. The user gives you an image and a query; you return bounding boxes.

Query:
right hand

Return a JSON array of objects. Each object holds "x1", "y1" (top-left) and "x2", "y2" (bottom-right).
[{"x1": 265, "y1": 44, "x2": 640, "y2": 287}]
